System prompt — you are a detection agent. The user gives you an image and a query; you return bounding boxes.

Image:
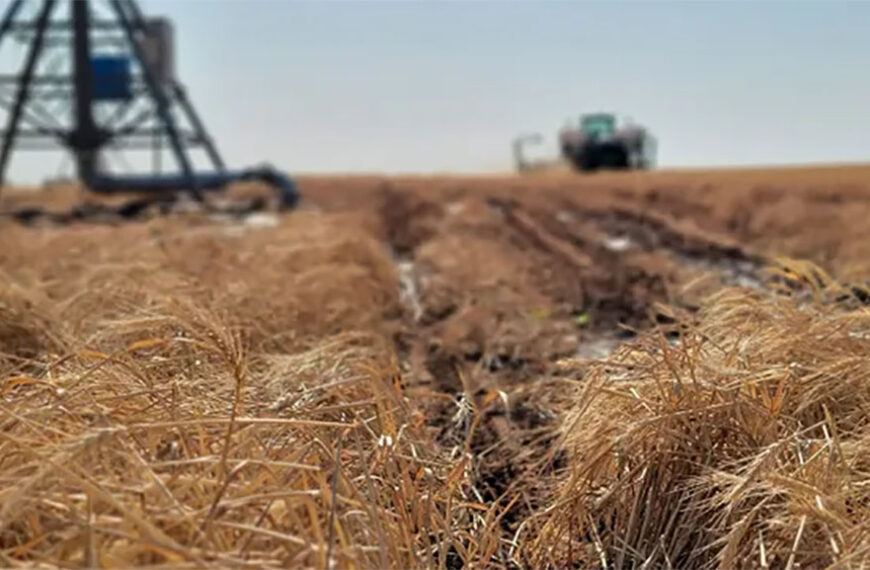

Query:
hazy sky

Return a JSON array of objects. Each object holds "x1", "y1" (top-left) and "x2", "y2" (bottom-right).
[{"x1": 6, "y1": 1, "x2": 870, "y2": 181}]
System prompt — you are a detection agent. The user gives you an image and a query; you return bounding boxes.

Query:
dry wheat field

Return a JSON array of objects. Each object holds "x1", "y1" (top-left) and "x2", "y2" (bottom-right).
[{"x1": 2, "y1": 165, "x2": 870, "y2": 568}]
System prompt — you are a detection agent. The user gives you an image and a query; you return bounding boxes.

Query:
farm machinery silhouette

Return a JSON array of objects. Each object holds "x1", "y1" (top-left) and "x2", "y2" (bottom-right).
[{"x1": 514, "y1": 112, "x2": 657, "y2": 173}]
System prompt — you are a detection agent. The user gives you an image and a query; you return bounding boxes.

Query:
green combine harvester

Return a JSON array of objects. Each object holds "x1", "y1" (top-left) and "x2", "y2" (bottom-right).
[{"x1": 558, "y1": 113, "x2": 657, "y2": 172}]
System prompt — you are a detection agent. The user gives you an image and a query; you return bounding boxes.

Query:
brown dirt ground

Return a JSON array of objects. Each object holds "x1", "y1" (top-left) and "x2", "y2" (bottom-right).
[
  {"x1": 295, "y1": 165, "x2": 870, "y2": 518},
  {"x1": 296, "y1": 164, "x2": 870, "y2": 384},
  {"x1": 2, "y1": 164, "x2": 870, "y2": 567},
  {"x1": 5, "y1": 166, "x2": 870, "y2": 438}
]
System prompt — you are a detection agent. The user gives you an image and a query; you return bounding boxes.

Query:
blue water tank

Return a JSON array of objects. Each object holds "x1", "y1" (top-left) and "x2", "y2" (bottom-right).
[{"x1": 91, "y1": 56, "x2": 132, "y2": 101}]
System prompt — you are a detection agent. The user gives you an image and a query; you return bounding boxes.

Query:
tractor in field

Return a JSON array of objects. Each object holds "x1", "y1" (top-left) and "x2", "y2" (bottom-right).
[{"x1": 558, "y1": 113, "x2": 656, "y2": 172}]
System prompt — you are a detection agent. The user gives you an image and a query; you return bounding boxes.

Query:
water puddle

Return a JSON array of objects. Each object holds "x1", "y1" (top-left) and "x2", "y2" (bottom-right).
[
  {"x1": 393, "y1": 254, "x2": 423, "y2": 322},
  {"x1": 574, "y1": 336, "x2": 623, "y2": 360},
  {"x1": 601, "y1": 234, "x2": 634, "y2": 252}
]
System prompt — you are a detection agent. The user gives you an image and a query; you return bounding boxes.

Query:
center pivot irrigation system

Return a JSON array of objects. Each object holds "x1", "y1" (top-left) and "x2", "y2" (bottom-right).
[{"x1": 0, "y1": 0, "x2": 299, "y2": 220}]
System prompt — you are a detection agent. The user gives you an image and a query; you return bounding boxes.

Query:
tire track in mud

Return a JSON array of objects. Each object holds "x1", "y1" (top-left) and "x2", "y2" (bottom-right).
[
  {"x1": 486, "y1": 197, "x2": 645, "y2": 360},
  {"x1": 374, "y1": 182, "x2": 870, "y2": 544},
  {"x1": 549, "y1": 198, "x2": 769, "y2": 287},
  {"x1": 378, "y1": 188, "x2": 577, "y2": 525},
  {"x1": 375, "y1": 187, "x2": 811, "y2": 537},
  {"x1": 378, "y1": 187, "x2": 466, "y2": 396},
  {"x1": 580, "y1": 205, "x2": 767, "y2": 290},
  {"x1": 382, "y1": 188, "x2": 771, "y2": 379},
  {"x1": 379, "y1": 190, "x2": 688, "y2": 520},
  {"x1": 487, "y1": 196, "x2": 783, "y2": 363}
]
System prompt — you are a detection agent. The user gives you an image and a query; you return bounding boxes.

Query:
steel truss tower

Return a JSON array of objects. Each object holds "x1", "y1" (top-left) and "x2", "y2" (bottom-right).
[{"x1": 0, "y1": 0, "x2": 297, "y2": 206}]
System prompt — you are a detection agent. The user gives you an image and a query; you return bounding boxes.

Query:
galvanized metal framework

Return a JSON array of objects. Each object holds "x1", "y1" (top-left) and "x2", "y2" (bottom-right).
[{"x1": 0, "y1": 0, "x2": 298, "y2": 208}]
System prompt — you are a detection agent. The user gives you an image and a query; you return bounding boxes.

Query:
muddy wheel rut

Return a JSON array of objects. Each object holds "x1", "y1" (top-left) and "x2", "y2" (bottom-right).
[
  {"x1": 375, "y1": 186, "x2": 800, "y2": 535},
  {"x1": 375, "y1": 184, "x2": 870, "y2": 540},
  {"x1": 380, "y1": 187, "x2": 777, "y2": 399}
]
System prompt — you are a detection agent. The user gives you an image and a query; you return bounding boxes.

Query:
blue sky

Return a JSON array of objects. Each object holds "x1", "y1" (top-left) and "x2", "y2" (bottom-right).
[{"x1": 6, "y1": 0, "x2": 870, "y2": 180}]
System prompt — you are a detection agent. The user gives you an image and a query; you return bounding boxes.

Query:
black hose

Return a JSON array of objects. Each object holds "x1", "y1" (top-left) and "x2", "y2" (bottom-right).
[{"x1": 0, "y1": 193, "x2": 274, "y2": 226}]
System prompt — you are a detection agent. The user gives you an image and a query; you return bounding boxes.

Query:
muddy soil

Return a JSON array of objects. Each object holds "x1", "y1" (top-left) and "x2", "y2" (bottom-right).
[
  {"x1": 6, "y1": 166, "x2": 870, "y2": 538},
  {"x1": 365, "y1": 177, "x2": 797, "y2": 529},
  {"x1": 375, "y1": 182, "x2": 770, "y2": 387}
]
